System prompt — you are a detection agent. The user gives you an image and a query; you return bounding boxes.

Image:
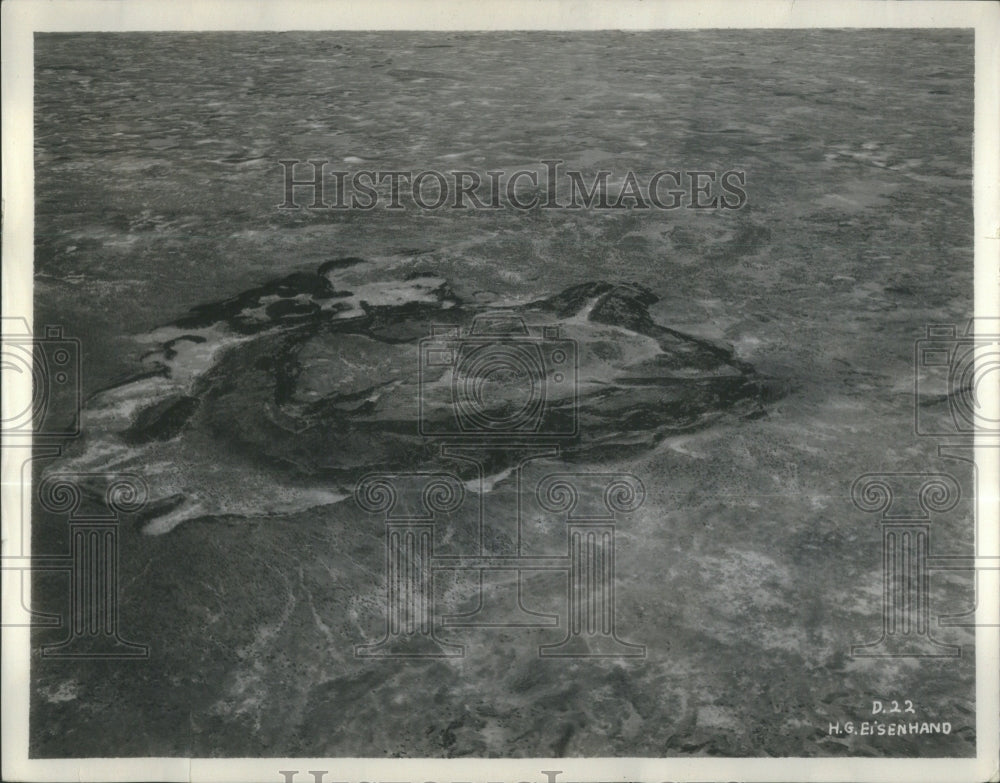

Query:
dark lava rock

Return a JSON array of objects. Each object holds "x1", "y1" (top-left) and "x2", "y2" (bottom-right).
[
  {"x1": 317, "y1": 256, "x2": 366, "y2": 275},
  {"x1": 184, "y1": 268, "x2": 777, "y2": 478},
  {"x1": 59, "y1": 260, "x2": 784, "y2": 532},
  {"x1": 122, "y1": 394, "x2": 201, "y2": 445}
]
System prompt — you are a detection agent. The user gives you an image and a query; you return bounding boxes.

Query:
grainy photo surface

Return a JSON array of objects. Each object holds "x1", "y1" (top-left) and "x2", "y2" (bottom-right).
[{"x1": 3, "y1": 6, "x2": 998, "y2": 781}]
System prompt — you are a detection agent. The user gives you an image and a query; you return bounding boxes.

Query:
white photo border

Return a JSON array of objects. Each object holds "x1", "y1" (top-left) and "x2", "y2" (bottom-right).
[{"x1": 2, "y1": 2, "x2": 998, "y2": 782}]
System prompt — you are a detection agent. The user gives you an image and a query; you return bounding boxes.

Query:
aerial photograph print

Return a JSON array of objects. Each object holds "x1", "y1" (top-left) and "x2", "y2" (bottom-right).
[{"x1": 4, "y1": 8, "x2": 995, "y2": 778}]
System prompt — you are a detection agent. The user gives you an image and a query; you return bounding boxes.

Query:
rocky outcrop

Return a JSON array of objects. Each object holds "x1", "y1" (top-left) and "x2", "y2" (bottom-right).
[{"x1": 55, "y1": 259, "x2": 783, "y2": 533}]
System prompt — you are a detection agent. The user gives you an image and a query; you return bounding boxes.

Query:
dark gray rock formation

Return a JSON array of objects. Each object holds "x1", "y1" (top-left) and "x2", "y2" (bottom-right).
[{"x1": 54, "y1": 260, "x2": 783, "y2": 533}]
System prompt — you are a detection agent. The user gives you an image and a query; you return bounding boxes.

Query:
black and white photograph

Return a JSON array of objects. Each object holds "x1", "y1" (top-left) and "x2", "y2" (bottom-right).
[{"x1": 2, "y1": 2, "x2": 998, "y2": 782}]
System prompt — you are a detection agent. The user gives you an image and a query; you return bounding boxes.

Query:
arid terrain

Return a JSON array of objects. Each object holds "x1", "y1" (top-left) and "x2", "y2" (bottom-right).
[{"x1": 30, "y1": 30, "x2": 976, "y2": 758}]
